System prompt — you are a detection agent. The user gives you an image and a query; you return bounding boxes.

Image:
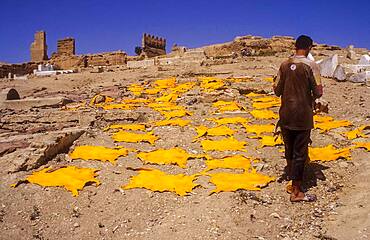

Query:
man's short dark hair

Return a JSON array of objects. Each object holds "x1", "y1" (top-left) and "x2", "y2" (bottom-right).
[{"x1": 295, "y1": 35, "x2": 313, "y2": 50}]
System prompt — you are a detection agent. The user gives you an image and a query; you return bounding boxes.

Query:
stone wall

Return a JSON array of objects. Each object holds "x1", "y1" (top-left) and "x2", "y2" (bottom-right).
[
  {"x1": 0, "y1": 63, "x2": 38, "y2": 79},
  {"x1": 57, "y1": 38, "x2": 75, "y2": 55},
  {"x1": 30, "y1": 31, "x2": 48, "y2": 62},
  {"x1": 85, "y1": 51, "x2": 126, "y2": 67},
  {"x1": 197, "y1": 35, "x2": 295, "y2": 58},
  {"x1": 142, "y1": 33, "x2": 166, "y2": 58},
  {"x1": 50, "y1": 51, "x2": 127, "y2": 69},
  {"x1": 158, "y1": 49, "x2": 207, "y2": 66},
  {"x1": 127, "y1": 59, "x2": 155, "y2": 68},
  {"x1": 50, "y1": 55, "x2": 84, "y2": 70}
]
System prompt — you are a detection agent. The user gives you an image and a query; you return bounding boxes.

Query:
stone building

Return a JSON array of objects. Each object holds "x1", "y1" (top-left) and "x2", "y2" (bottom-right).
[
  {"x1": 30, "y1": 31, "x2": 48, "y2": 62},
  {"x1": 57, "y1": 38, "x2": 75, "y2": 56},
  {"x1": 141, "y1": 33, "x2": 166, "y2": 58}
]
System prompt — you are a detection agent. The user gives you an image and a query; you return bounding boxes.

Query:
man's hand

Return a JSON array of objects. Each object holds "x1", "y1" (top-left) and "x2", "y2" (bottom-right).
[{"x1": 313, "y1": 99, "x2": 329, "y2": 114}]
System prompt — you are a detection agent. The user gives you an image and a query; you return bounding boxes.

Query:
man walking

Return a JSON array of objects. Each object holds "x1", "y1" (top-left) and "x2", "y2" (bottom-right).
[{"x1": 273, "y1": 35, "x2": 323, "y2": 202}]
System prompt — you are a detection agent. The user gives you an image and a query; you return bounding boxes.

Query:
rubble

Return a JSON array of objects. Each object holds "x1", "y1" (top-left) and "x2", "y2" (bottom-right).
[
  {"x1": 0, "y1": 96, "x2": 73, "y2": 110},
  {"x1": 333, "y1": 65, "x2": 346, "y2": 81},
  {"x1": 0, "y1": 140, "x2": 30, "y2": 157},
  {"x1": 349, "y1": 71, "x2": 370, "y2": 83},
  {"x1": 359, "y1": 54, "x2": 370, "y2": 65},
  {"x1": 170, "y1": 45, "x2": 187, "y2": 56},
  {"x1": 307, "y1": 53, "x2": 315, "y2": 61},
  {"x1": 346, "y1": 45, "x2": 356, "y2": 60},
  {"x1": 318, "y1": 54, "x2": 338, "y2": 78},
  {"x1": 344, "y1": 63, "x2": 370, "y2": 73},
  {"x1": 4, "y1": 128, "x2": 85, "y2": 172},
  {"x1": 317, "y1": 53, "x2": 370, "y2": 82}
]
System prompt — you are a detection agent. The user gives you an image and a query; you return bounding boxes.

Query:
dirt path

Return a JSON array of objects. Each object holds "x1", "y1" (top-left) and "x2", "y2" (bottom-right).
[{"x1": 326, "y1": 148, "x2": 370, "y2": 240}]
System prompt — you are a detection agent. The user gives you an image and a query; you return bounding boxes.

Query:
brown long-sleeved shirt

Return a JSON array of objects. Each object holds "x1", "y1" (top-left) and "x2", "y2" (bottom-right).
[{"x1": 273, "y1": 55, "x2": 323, "y2": 130}]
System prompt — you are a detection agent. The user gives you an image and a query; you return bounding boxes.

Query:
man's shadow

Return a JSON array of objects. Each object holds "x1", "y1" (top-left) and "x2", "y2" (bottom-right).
[
  {"x1": 302, "y1": 162, "x2": 329, "y2": 191},
  {"x1": 277, "y1": 162, "x2": 329, "y2": 191}
]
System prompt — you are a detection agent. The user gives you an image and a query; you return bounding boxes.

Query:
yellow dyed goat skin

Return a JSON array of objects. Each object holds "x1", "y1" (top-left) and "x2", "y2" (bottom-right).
[
  {"x1": 137, "y1": 148, "x2": 200, "y2": 168},
  {"x1": 148, "y1": 102, "x2": 184, "y2": 112},
  {"x1": 112, "y1": 131, "x2": 158, "y2": 145},
  {"x1": 212, "y1": 101, "x2": 243, "y2": 112},
  {"x1": 250, "y1": 109, "x2": 278, "y2": 119},
  {"x1": 104, "y1": 124, "x2": 146, "y2": 131},
  {"x1": 207, "y1": 169, "x2": 275, "y2": 193},
  {"x1": 155, "y1": 118, "x2": 191, "y2": 127},
  {"x1": 252, "y1": 96, "x2": 280, "y2": 103},
  {"x1": 69, "y1": 146, "x2": 129, "y2": 164},
  {"x1": 204, "y1": 155, "x2": 251, "y2": 171},
  {"x1": 199, "y1": 77, "x2": 225, "y2": 92},
  {"x1": 342, "y1": 125, "x2": 369, "y2": 140},
  {"x1": 353, "y1": 142, "x2": 370, "y2": 151},
  {"x1": 201, "y1": 137, "x2": 247, "y2": 152},
  {"x1": 122, "y1": 168, "x2": 198, "y2": 196},
  {"x1": 122, "y1": 98, "x2": 151, "y2": 105},
  {"x1": 207, "y1": 117, "x2": 249, "y2": 126},
  {"x1": 213, "y1": 100, "x2": 234, "y2": 107},
  {"x1": 148, "y1": 102, "x2": 176, "y2": 109},
  {"x1": 309, "y1": 145, "x2": 351, "y2": 161},
  {"x1": 259, "y1": 135, "x2": 284, "y2": 148},
  {"x1": 263, "y1": 77, "x2": 274, "y2": 82},
  {"x1": 243, "y1": 124, "x2": 275, "y2": 137},
  {"x1": 252, "y1": 100, "x2": 280, "y2": 109},
  {"x1": 171, "y1": 82, "x2": 196, "y2": 93},
  {"x1": 21, "y1": 166, "x2": 100, "y2": 197},
  {"x1": 245, "y1": 92, "x2": 266, "y2": 98},
  {"x1": 128, "y1": 84, "x2": 144, "y2": 96},
  {"x1": 194, "y1": 125, "x2": 235, "y2": 139},
  {"x1": 315, "y1": 120, "x2": 352, "y2": 133},
  {"x1": 160, "y1": 109, "x2": 192, "y2": 119},
  {"x1": 155, "y1": 93, "x2": 178, "y2": 103},
  {"x1": 313, "y1": 115, "x2": 334, "y2": 123},
  {"x1": 154, "y1": 77, "x2": 177, "y2": 89},
  {"x1": 145, "y1": 88, "x2": 162, "y2": 95}
]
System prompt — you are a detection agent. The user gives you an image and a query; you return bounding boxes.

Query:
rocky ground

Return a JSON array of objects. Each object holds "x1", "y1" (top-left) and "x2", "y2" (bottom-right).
[{"x1": 0, "y1": 54, "x2": 369, "y2": 240}]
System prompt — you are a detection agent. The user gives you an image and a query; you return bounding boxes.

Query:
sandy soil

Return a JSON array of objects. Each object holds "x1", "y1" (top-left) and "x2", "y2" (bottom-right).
[{"x1": 0, "y1": 55, "x2": 369, "y2": 240}]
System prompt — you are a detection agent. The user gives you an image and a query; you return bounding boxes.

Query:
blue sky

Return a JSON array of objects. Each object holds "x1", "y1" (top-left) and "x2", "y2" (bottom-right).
[{"x1": 0, "y1": 0, "x2": 369, "y2": 63}]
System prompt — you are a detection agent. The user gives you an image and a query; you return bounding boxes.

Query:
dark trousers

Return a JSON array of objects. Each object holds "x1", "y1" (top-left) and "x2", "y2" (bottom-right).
[{"x1": 281, "y1": 127, "x2": 311, "y2": 181}]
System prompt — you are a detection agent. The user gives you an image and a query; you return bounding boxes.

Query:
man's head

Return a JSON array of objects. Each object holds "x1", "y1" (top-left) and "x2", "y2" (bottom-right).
[{"x1": 295, "y1": 35, "x2": 313, "y2": 56}]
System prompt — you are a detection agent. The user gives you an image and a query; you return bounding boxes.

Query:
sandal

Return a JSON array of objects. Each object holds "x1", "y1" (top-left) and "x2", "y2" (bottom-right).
[{"x1": 290, "y1": 193, "x2": 317, "y2": 203}]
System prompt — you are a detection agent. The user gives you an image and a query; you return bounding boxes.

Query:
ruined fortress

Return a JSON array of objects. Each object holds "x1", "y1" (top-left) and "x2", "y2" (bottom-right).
[
  {"x1": 0, "y1": 30, "x2": 356, "y2": 79},
  {"x1": 0, "y1": 31, "x2": 168, "y2": 78},
  {"x1": 141, "y1": 33, "x2": 166, "y2": 57},
  {"x1": 30, "y1": 31, "x2": 48, "y2": 62}
]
